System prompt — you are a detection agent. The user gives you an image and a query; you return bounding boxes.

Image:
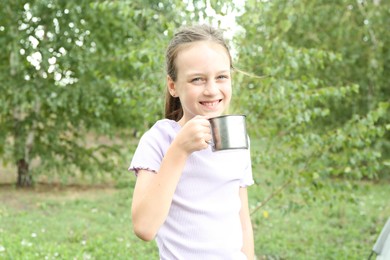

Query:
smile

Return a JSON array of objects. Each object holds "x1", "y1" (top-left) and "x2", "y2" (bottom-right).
[{"x1": 200, "y1": 99, "x2": 222, "y2": 108}]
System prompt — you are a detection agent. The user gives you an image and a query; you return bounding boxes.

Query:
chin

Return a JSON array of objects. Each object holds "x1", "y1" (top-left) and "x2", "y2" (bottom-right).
[{"x1": 206, "y1": 111, "x2": 224, "y2": 118}]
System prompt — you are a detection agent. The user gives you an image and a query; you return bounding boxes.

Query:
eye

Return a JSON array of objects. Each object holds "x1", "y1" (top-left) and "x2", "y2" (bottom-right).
[
  {"x1": 217, "y1": 75, "x2": 229, "y2": 80},
  {"x1": 191, "y1": 77, "x2": 201, "y2": 82},
  {"x1": 191, "y1": 77, "x2": 205, "y2": 84}
]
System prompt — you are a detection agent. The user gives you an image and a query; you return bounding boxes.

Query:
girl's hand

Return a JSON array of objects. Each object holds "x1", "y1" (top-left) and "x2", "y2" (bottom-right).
[{"x1": 173, "y1": 115, "x2": 212, "y2": 155}]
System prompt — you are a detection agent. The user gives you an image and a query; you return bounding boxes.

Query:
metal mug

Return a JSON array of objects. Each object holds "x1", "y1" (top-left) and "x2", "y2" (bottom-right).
[{"x1": 208, "y1": 115, "x2": 248, "y2": 151}]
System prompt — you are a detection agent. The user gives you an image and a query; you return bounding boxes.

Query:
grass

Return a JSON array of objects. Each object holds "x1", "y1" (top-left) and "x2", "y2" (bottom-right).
[
  {"x1": 249, "y1": 179, "x2": 390, "y2": 259},
  {"x1": 0, "y1": 183, "x2": 159, "y2": 259},
  {"x1": 0, "y1": 162, "x2": 389, "y2": 259},
  {"x1": 0, "y1": 178, "x2": 388, "y2": 259}
]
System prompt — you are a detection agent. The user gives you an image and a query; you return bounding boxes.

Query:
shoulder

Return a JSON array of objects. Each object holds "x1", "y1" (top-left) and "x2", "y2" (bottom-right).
[
  {"x1": 150, "y1": 119, "x2": 180, "y2": 133},
  {"x1": 139, "y1": 119, "x2": 180, "y2": 148},
  {"x1": 130, "y1": 119, "x2": 180, "y2": 172},
  {"x1": 145, "y1": 119, "x2": 180, "y2": 139}
]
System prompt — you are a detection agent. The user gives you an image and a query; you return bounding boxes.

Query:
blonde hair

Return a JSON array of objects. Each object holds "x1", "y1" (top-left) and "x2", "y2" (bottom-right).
[{"x1": 164, "y1": 24, "x2": 233, "y2": 121}]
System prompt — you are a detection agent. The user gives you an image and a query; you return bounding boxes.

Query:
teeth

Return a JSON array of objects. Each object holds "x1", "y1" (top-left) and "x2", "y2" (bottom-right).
[{"x1": 202, "y1": 101, "x2": 219, "y2": 107}]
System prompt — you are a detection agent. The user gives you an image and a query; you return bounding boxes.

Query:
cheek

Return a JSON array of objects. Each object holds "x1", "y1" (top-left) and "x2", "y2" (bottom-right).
[
  {"x1": 178, "y1": 87, "x2": 198, "y2": 103},
  {"x1": 224, "y1": 84, "x2": 232, "y2": 99}
]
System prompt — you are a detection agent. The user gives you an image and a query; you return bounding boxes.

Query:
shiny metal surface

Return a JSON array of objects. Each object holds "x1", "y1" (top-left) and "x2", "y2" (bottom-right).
[{"x1": 209, "y1": 115, "x2": 248, "y2": 151}]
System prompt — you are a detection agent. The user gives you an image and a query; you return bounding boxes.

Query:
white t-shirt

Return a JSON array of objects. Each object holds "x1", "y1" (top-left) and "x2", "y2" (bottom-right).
[{"x1": 130, "y1": 119, "x2": 254, "y2": 260}]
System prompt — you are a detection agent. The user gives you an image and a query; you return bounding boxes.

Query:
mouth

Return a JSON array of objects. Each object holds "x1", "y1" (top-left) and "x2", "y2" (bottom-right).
[{"x1": 200, "y1": 99, "x2": 222, "y2": 108}]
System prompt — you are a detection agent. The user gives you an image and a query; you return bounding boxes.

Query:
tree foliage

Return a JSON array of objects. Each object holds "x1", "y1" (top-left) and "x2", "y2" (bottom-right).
[
  {"x1": 233, "y1": 0, "x2": 390, "y2": 198},
  {"x1": 0, "y1": 0, "x2": 192, "y2": 186},
  {"x1": 0, "y1": 0, "x2": 388, "y2": 188}
]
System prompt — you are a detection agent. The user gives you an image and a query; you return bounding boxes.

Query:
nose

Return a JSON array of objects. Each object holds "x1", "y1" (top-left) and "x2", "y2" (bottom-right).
[{"x1": 203, "y1": 81, "x2": 218, "y2": 96}]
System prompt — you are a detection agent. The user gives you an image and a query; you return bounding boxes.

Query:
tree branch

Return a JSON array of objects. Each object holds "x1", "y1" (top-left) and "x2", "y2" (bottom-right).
[{"x1": 250, "y1": 178, "x2": 292, "y2": 215}]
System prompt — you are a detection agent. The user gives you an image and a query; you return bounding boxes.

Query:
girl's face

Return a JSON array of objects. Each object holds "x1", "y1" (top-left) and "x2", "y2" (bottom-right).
[{"x1": 167, "y1": 41, "x2": 232, "y2": 125}]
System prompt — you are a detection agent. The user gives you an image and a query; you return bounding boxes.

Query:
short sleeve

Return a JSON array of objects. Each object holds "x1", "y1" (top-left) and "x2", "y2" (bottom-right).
[
  {"x1": 129, "y1": 120, "x2": 177, "y2": 175},
  {"x1": 239, "y1": 136, "x2": 254, "y2": 187}
]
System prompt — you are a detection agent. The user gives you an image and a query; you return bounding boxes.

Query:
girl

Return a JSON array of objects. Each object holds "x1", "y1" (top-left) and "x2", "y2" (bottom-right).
[{"x1": 129, "y1": 24, "x2": 255, "y2": 259}]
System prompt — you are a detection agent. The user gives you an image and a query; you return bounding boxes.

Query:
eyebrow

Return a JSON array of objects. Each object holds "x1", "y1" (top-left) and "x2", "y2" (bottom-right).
[{"x1": 186, "y1": 70, "x2": 230, "y2": 77}]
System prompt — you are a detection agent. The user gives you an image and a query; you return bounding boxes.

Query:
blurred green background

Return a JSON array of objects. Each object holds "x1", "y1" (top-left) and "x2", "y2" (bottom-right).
[{"x1": 0, "y1": 0, "x2": 389, "y2": 259}]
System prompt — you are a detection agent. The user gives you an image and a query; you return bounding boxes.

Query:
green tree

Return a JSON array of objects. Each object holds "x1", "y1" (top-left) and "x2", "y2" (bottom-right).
[
  {"x1": 0, "y1": 0, "x2": 235, "y2": 187},
  {"x1": 233, "y1": 0, "x2": 389, "y2": 196},
  {"x1": 1, "y1": 0, "x2": 126, "y2": 186},
  {"x1": 0, "y1": 0, "x2": 164, "y2": 186}
]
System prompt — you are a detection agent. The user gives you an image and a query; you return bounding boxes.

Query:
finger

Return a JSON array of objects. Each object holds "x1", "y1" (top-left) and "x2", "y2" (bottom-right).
[
  {"x1": 189, "y1": 118, "x2": 211, "y2": 131},
  {"x1": 192, "y1": 115, "x2": 207, "y2": 120},
  {"x1": 187, "y1": 116, "x2": 208, "y2": 127},
  {"x1": 204, "y1": 133, "x2": 212, "y2": 143},
  {"x1": 198, "y1": 118, "x2": 212, "y2": 128},
  {"x1": 193, "y1": 115, "x2": 211, "y2": 124},
  {"x1": 200, "y1": 139, "x2": 209, "y2": 149}
]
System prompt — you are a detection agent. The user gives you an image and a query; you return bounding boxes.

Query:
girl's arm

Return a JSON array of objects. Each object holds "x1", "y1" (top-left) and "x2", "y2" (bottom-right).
[
  {"x1": 131, "y1": 145, "x2": 187, "y2": 241},
  {"x1": 131, "y1": 116, "x2": 211, "y2": 241},
  {"x1": 239, "y1": 187, "x2": 255, "y2": 259}
]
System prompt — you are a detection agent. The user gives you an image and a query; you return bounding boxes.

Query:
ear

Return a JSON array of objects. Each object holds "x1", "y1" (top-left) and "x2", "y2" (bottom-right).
[{"x1": 167, "y1": 75, "x2": 177, "y2": 97}]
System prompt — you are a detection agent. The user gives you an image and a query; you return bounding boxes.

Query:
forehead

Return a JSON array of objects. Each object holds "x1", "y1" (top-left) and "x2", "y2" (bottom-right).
[{"x1": 175, "y1": 41, "x2": 231, "y2": 71}]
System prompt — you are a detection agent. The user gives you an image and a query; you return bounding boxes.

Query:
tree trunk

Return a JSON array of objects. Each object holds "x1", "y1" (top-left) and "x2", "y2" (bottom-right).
[
  {"x1": 17, "y1": 158, "x2": 33, "y2": 187},
  {"x1": 13, "y1": 98, "x2": 40, "y2": 188}
]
